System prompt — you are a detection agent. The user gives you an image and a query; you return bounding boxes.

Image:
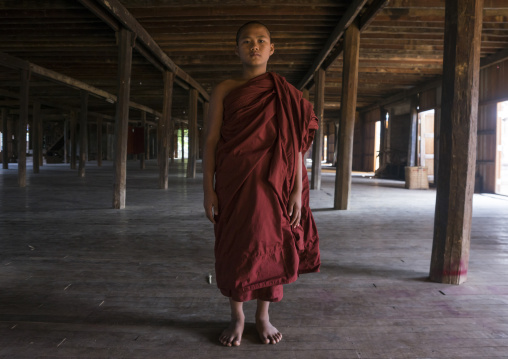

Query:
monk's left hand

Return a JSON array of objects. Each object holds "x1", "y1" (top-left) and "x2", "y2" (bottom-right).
[{"x1": 288, "y1": 190, "x2": 302, "y2": 228}]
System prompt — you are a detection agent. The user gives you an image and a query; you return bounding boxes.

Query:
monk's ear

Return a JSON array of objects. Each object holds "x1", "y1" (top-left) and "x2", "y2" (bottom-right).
[
  {"x1": 235, "y1": 45, "x2": 240, "y2": 57},
  {"x1": 270, "y1": 43, "x2": 275, "y2": 56}
]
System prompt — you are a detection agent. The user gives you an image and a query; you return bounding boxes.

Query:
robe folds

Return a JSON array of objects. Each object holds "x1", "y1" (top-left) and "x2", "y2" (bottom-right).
[{"x1": 214, "y1": 72, "x2": 320, "y2": 302}]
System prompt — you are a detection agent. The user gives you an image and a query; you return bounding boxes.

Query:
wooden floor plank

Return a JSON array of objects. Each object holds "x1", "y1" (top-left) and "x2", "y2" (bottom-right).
[{"x1": 1, "y1": 160, "x2": 508, "y2": 358}]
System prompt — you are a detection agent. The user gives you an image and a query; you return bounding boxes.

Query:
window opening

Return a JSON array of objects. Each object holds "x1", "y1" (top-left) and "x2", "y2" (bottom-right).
[
  {"x1": 496, "y1": 101, "x2": 508, "y2": 195},
  {"x1": 417, "y1": 109, "x2": 435, "y2": 183},
  {"x1": 374, "y1": 120, "x2": 381, "y2": 171}
]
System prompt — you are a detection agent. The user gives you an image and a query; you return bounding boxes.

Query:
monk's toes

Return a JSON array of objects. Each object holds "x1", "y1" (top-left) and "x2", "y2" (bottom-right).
[
  {"x1": 232, "y1": 339, "x2": 241, "y2": 346},
  {"x1": 270, "y1": 334, "x2": 282, "y2": 344},
  {"x1": 219, "y1": 337, "x2": 231, "y2": 346}
]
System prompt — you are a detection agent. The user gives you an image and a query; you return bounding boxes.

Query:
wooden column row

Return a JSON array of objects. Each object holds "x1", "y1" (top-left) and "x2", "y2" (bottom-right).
[
  {"x1": 302, "y1": 0, "x2": 481, "y2": 285},
  {"x1": 2, "y1": 26, "x2": 206, "y2": 206},
  {"x1": 306, "y1": 21, "x2": 360, "y2": 210}
]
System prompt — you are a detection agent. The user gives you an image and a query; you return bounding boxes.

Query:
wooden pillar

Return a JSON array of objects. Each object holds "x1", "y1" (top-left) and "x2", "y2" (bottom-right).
[
  {"x1": 302, "y1": 89, "x2": 310, "y2": 101},
  {"x1": 18, "y1": 69, "x2": 29, "y2": 187},
  {"x1": 310, "y1": 68, "x2": 325, "y2": 190},
  {"x1": 78, "y1": 91, "x2": 88, "y2": 177},
  {"x1": 385, "y1": 109, "x2": 392, "y2": 165},
  {"x1": 112, "y1": 27, "x2": 134, "y2": 209},
  {"x1": 153, "y1": 126, "x2": 158, "y2": 159},
  {"x1": 140, "y1": 111, "x2": 146, "y2": 169},
  {"x1": 63, "y1": 118, "x2": 68, "y2": 164},
  {"x1": 430, "y1": 0, "x2": 483, "y2": 285},
  {"x1": 87, "y1": 123, "x2": 93, "y2": 162},
  {"x1": 145, "y1": 122, "x2": 150, "y2": 161},
  {"x1": 186, "y1": 89, "x2": 198, "y2": 179},
  {"x1": 334, "y1": 21, "x2": 360, "y2": 210},
  {"x1": 2, "y1": 108, "x2": 8, "y2": 169},
  {"x1": 97, "y1": 117, "x2": 103, "y2": 167},
  {"x1": 32, "y1": 101, "x2": 41, "y2": 174},
  {"x1": 180, "y1": 123, "x2": 185, "y2": 162},
  {"x1": 434, "y1": 86, "x2": 442, "y2": 184},
  {"x1": 334, "y1": 122, "x2": 339, "y2": 167},
  {"x1": 70, "y1": 111, "x2": 77, "y2": 169},
  {"x1": 38, "y1": 109, "x2": 43, "y2": 167},
  {"x1": 170, "y1": 112, "x2": 175, "y2": 164},
  {"x1": 158, "y1": 71, "x2": 174, "y2": 189},
  {"x1": 200, "y1": 101, "x2": 209, "y2": 161},
  {"x1": 408, "y1": 96, "x2": 418, "y2": 167},
  {"x1": 302, "y1": 89, "x2": 310, "y2": 165}
]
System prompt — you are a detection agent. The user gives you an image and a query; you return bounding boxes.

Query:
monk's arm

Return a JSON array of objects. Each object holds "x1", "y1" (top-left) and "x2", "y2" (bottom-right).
[
  {"x1": 288, "y1": 152, "x2": 303, "y2": 227},
  {"x1": 202, "y1": 84, "x2": 226, "y2": 224}
]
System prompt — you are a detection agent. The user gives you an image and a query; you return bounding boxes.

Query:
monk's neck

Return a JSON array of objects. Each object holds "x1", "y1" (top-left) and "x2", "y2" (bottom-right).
[{"x1": 241, "y1": 67, "x2": 268, "y2": 81}]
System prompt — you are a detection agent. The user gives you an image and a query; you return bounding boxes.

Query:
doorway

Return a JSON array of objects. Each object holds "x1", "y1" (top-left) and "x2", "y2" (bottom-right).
[
  {"x1": 374, "y1": 120, "x2": 381, "y2": 171},
  {"x1": 496, "y1": 101, "x2": 508, "y2": 196},
  {"x1": 323, "y1": 135, "x2": 328, "y2": 163},
  {"x1": 417, "y1": 109, "x2": 435, "y2": 182}
]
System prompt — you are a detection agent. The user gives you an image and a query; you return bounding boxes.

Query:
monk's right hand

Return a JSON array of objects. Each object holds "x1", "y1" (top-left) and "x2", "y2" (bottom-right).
[{"x1": 204, "y1": 190, "x2": 219, "y2": 224}]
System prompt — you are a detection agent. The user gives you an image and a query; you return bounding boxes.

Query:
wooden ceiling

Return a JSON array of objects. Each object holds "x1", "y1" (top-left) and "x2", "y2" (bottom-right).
[{"x1": 1, "y1": 0, "x2": 508, "y2": 125}]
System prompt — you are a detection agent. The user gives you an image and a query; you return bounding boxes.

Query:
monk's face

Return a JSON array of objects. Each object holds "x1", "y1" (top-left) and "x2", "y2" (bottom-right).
[{"x1": 235, "y1": 24, "x2": 274, "y2": 66}]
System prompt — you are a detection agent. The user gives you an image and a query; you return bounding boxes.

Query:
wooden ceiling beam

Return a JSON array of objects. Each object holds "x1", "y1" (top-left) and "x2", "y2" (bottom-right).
[
  {"x1": 0, "y1": 88, "x2": 115, "y2": 121},
  {"x1": 300, "y1": 0, "x2": 390, "y2": 89},
  {"x1": 128, "y1": 6, "x2": 343, "y2": 18},
  {"x1": 76, "y1": 0, "x2": 120, "y2": 31},
  {"x1": 78, "y1": 0, "x2": 209, "y2": 102},
  {"x1": 323, "y1": 1, "x2": 410, "y2": 71},
  {"x1": 388, "y1": 0, "x2": 507, "y2": 9},
  {"x1": 480, "y1": 46, "x2": 508, "y2": 68},
  {"x1": 0, "y1": 51, "x2": 161, "y2": 118},
  {"x1": 297, "y1": 0, "x2": 369, "y2": 90},
  {"x1": 360, "y1": 45, "x2": 508, "y2": 113},
  {"x1": 359, "y1": 0, "x2": 391, "y2": 30}
]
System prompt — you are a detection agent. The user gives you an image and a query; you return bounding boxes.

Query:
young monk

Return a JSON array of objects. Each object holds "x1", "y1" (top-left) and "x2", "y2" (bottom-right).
[{"x1": 202, "y1": 21, "x2": 320, "y2": 347}]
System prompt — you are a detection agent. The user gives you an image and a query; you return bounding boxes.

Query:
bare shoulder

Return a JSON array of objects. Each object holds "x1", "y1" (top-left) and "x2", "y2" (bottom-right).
[{"x1": 211, "y1": 78, "x2": 248, "y2": 103}]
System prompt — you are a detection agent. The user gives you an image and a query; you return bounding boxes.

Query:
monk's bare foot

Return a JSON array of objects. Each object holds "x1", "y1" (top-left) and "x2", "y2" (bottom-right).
[
  {"x1": 219, "y1": 316, "x2": 244, "y2": 347},
  {"x1": 256, "y1": 318, "x2": 282, "y2": 344}
]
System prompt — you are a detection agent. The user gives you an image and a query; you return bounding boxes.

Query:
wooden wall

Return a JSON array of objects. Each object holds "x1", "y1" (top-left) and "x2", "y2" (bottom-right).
[
  {"x1": 353, "y1": 59, "x2": 507, "y2": 192},
  {"x1": 477, "y1": 60, "x2": 508, "y2": 192},
  {"x1": 324, "y1": 121, "x2": 336, "y2": 164},
  {"x1": 354, "y1": 107, "x2": 379, "y2": 172},
  {"x1": 389, "y1": 113, "x2": 410, "y2": 166},
  {"x1": 419, "y1": 88, "x2": 437, "y2": 112},
  {"x1": 352, "y1": 115, "x2": 363, "y2": 171}
]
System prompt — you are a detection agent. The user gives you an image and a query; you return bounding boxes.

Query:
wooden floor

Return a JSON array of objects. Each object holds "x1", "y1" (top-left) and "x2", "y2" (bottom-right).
[{"x1": 1, "y1": 160, "x2": 508, "y2": 359}]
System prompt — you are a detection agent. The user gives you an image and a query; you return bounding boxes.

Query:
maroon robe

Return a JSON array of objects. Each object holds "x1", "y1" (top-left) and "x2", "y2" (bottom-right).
[{"x1": 214, "y1": 72, "x2": 320, "y2": 302}]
